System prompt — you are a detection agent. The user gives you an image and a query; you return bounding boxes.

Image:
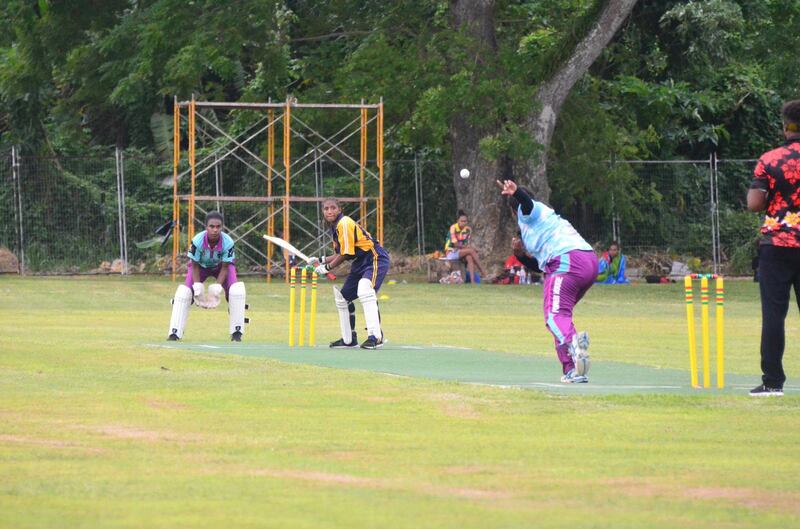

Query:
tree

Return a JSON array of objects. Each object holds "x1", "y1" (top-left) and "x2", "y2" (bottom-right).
[{"x1": 448, "y1": 0, "x2": 638, "y2": 264}]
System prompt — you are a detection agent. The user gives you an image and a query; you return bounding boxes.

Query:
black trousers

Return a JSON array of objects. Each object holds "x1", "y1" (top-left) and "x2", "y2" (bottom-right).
[{"x1": 758, "y1": 244, "x2": 800, "y2": 387}]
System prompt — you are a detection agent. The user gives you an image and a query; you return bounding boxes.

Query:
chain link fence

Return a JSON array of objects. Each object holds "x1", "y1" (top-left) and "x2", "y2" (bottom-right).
[
  {"x1": 555, "y1": 157, "x2": 761, "y2": 277},
  {"x1": 0, "y1": 149, "x2": 762, "y2": 276}
]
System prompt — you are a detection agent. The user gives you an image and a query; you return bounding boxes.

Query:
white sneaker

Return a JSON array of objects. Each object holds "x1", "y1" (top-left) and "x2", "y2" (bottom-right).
[
  {"x1": 560, "y1": 369, "x2": 588, "y2": 384},
  {"x1": 569, "y1": 331, "x2": 591, "y2": 376}
]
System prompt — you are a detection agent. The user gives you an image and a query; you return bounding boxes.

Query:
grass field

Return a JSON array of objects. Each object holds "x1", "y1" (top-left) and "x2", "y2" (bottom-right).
[{"x1": 1, "y1": 275, "x2": 799, "y2": 528}]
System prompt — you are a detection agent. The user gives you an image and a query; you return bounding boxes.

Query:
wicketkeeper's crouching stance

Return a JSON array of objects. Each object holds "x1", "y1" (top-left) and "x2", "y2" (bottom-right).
[
  {"x1": 312, "y1": 198, "x2": 390, "y2": 349},
  {"x1": 168, "y1": 211, "x2": 248, "y2": 342}
]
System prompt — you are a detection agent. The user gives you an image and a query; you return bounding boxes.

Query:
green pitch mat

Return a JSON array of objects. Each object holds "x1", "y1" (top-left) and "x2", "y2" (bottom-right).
[{"x1": 152, "y1": 342, "x2": 772, "y2": 395}]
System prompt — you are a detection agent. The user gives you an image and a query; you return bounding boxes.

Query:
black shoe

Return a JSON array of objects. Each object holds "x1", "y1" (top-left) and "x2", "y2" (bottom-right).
[
  {"x1": 231, "y1": 331, "x2": 242, "y2": 342},
  {"x1": 360, "y1": 335, "x2": 384, "y2": 350},
  {"x1": 330, "y1": 333, "x2": 358, "y2": 348},
  {"x1": 749, "y1": 384, "x2": 783, "y2": 397},
  {"x1": 167, "y1": 333, "x2": 179, "y2": 341}
]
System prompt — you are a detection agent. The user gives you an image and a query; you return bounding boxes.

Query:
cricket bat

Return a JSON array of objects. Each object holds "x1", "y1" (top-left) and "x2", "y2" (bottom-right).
[{"x1": 263, "y1": 235, "x2": 336, "y2": 280}]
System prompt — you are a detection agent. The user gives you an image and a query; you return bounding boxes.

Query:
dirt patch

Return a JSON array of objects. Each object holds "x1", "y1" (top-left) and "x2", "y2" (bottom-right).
[
  {"x1": 427, "y1": 486, "x2": 513, "y2": 500},
  {"x1": 0, "y1": 434, "x2": 104, "y2": 454},
  {"x1": 685, "y1": 487, "x2": 800, "y2": 514},
  {"x1": 0, "y1": 247, "x2": 19, "y2": 273},
  {"x1": 141, "y1": 397, "x2": 189, "y2": 410},
  {"x1": 602, "y1": 476, "x2": 663, "y2": 498},
  {"x1": 325, "y1": 450, "x2": 362, "y2": 461},
  {"x1": 251, "y1": 467, "x2": 515, "y2": 502},
  {"x1": 0, "y1": 433, "x2": 78, "y2": 448},
  {"x1": 604, "y1": 477, "x2": 800, "y2": 515},
  {"x1": 92, "y1": 424, "x2": 202, "y2": 443},
  {"x1": 361, "y1": 395, "x2": 403, "y2": 403},
  {"x1": 252, "y1": 469, "x2": 387, "y2": 488},
  {"x1": 429, "y1": 392, "x2": 482, "y2": 419},
  {"x1": 441, "y1": 466, "x2": 489, "y2": 475}
]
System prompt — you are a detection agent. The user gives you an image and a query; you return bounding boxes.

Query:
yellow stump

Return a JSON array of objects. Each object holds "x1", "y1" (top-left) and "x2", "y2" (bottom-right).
[
  {"x1": 716, "y1": 276, "x2": 725, "y2": 389},
  {"x1": 288, "y1": 267, "x2": 297, "y2": 347},
  {"x1": 684, "y1": 275, "x2": 699, "y2": 388},
  {"x1": 700, "y1": 275, "x2": 711, "y2": 388},
  {"x1": 309, "y1": 272, "x2": 318, "y2": 346},
  {"x1": 298, "y1": 268, "x2": 307, "y2": 346}
]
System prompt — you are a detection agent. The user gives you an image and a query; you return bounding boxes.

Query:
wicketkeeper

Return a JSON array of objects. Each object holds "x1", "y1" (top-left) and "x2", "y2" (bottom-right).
[{"x1": 167, "y1": 211, "x2": 247, "y2": 342}]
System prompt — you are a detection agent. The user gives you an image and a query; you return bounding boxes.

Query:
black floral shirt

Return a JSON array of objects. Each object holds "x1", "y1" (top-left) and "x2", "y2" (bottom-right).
[{"x1": 750, "y1": 138, "x2": 800, "y2": 248}]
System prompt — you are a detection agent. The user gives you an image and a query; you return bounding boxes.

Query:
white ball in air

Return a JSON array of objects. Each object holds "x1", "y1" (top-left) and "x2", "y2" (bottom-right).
[{"x1": 459, "y1": 168, "x2": 470, "y2": 179}]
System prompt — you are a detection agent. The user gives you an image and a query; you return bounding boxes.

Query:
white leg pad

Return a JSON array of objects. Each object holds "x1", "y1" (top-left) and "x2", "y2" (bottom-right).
[
  {"x1": 228, "y1": 281, "x2": 247, "y2": 335},
  {"x1": 357, "y1": 278, "x2": 382, "y2": 339},
  {"x1": 333, "y1": 286, "x2": 354, "y2": 343},
  {"x1": 169, "y1": 284, "x2": 193, "y2": 339}
]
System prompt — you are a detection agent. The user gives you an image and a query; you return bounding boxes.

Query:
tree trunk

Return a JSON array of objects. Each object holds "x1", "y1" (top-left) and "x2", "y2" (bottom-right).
[
  {"x1": 449, "y1": 0, "x2": 638, "y2": 271},
  {"x1": 449, "y1": 0, "x2": 514, "y2": 270}
]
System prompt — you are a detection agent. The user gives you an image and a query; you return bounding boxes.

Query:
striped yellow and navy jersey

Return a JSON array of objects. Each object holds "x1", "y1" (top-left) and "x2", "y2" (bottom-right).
[{"x1": 331, "y1": 214, "x2": 381, "y2": 258}]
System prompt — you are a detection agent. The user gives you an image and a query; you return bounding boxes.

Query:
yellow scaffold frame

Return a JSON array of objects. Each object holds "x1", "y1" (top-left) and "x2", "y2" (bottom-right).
[{"x1": 171, "y1": 98, "x2": 384, "y2": 282}]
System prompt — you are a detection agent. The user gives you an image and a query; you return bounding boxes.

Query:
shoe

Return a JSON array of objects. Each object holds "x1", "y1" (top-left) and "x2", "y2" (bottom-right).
[
  {"x1": 231, "y1": 331, "x2": 242, "y2": 342},
  {"x1": 330, "y1": 333, "x2": 358, "y2": 348},
  {"x1": 560, "y1": 369, "x2": 588, "y2": 384},
  {"x1": 360, "y1": 335, "x2": 384, "y2": 350},
  {"x1": 749, "y1": 384, "x2": 783, "y2": 397},
  {"x1": 569, "y1": 331, "x2": 591, "y2": 376},
  {"x1": 167, "y1": 333, "x2": 179, "y2": 341}
]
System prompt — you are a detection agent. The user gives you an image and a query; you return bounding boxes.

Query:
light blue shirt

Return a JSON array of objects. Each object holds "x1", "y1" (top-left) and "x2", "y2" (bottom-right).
[
  {"x1": 517, "y1": 202, "x2": 591, "y2": 266},
  {"x1": 188, "y1": 231, "x2": 235, "y2": 269}
]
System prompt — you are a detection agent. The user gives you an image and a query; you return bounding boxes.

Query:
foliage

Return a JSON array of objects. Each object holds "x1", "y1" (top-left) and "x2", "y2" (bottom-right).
[{"x1": 1, "y1": 0, "x2": 800, "y2": 259}]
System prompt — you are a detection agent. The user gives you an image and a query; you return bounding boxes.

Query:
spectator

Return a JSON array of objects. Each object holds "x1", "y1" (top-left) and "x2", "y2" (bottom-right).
[
  {"x1": 444, "y1": 210, "x2": 486, "y2": 284},
  {"x1": 500, "y1": 236, "x2": 542, "y2": 284},
  {"x1": 596, "y1": 241, "x2": 629, "y2": 284}
]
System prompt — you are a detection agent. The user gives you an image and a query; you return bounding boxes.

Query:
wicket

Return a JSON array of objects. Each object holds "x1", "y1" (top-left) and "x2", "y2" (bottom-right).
[
  {"x1": 683, "y1": 274, "x2": 725, "y2": 388},
  {"x1": 289, "y1": 266, "x2": 318, "y2": 346}
]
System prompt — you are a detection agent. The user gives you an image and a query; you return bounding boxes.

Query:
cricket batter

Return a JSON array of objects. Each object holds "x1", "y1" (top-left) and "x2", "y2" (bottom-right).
[{"x1": 313, "y1": 198, "x2": 390, "y2": 349}]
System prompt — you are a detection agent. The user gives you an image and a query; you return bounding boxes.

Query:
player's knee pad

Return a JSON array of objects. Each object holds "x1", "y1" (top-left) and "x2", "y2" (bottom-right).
[
  {"x1": 356, "y1": 278, "x2": 377, "y2": 303},
  {"x1": 228, "y1": 281, "x2": 247, "y2": 335},
  {"x1": 168, "y1": 284, "x2": 193, "y2": 339},
  {"x1": 333, "y1": 285, "x2": 349, "y2": 309}
]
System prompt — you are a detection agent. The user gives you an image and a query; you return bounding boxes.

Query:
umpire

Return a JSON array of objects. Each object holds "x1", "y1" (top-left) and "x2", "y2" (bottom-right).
[{"x1": 747, "y1": 100, "x2": 800, "y2": 397}]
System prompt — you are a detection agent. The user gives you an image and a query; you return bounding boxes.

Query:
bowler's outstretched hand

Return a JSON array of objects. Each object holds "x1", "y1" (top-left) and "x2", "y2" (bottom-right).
[{"x1": 496, "y1": 179, "x2": 517, "y2": 196}]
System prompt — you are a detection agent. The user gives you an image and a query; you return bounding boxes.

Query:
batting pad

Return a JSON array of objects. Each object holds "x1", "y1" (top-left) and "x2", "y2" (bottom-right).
[
  {"x1": 333, "y1": 286, "x2": 354, "y2": 343},
  {"x1": 228, "y1": 281, "x2": 247, "y2": 335},
  {"x1": 357, "y1": 278, "x2": 382, "y2": 339},
  {"x1": 169, "y1": 284, "x2": 193, "y2": 339}
]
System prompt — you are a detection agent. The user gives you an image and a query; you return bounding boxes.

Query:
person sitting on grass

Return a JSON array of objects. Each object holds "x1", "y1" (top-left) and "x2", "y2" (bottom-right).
[
  {"x1": 596, "y1": 241, "x2": 629, "y2": 284},
  {"x1": 444, "y1": 210, "x2": 486, "y2": 284},
  {"x1": 492, "y1": 236, "x2": 542, "y2": 285}
]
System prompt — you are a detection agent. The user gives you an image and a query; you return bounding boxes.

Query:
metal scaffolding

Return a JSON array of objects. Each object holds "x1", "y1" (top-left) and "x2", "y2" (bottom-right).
[{"x1": 171, "y1": 97, "x2": 384, "y2": 282}]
